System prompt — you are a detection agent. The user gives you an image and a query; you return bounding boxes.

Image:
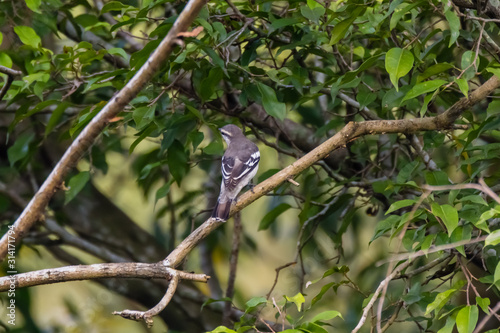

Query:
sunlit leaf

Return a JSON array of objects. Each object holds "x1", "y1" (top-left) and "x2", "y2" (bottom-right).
[
  {"x1": 456, "y1": 305, "x2": 478, "y2": 333},
  {"x1": 485, "y1": 229, "x2": 500, "y2": 246},
  {"x1": 285, "y1": 292, "x2": 305, "y2": 312},
  {"x1": 402, "y1": 80, "x2": 447, "y2": 102},
  {"x1": 385, "y1": 48, "x2": 414, "y2": 91},
  {"x1": 14, "y1": 26, "x2": 41, "y2": 48}
]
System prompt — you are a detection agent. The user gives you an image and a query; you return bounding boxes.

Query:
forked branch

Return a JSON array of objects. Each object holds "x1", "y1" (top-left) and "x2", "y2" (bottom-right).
[{"x1": 0, "y1": 66, "x2": 22, "y2": 102}]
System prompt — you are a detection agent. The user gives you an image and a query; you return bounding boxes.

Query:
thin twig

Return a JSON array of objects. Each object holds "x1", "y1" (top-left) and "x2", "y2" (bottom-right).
[
  {"x1": 422, "y1": 179, "x2": 500, "y2": 204},
  {"x1": 113, "y1": 271, "x2": 181, "y2": 328},
  {"x1": 0, "y1": 65, "x2": 22, "y2": 102},
  {"x1": 377, "y1": 236, "x2": 488, "y2": 265},
  {"x1": 351, "y1": 260, "x2": 411, "y2": 333},
  {"x1": 474, "y1": 301, "x2": 500, "y2": 333}
]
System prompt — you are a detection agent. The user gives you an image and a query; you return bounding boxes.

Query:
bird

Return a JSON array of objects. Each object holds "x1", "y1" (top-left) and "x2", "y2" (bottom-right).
[{"x1": 211, "y1": 124, "x2": 260, "y2": 221}]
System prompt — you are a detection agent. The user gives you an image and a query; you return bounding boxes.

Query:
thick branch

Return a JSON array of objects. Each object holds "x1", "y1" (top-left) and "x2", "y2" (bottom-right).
[
  {"x1": 164, "y1": 75, "x2": 500, "y2": 269},
  {"x1": 0, "y1": 0, "x2": 208, "y2": 261},
  {"x1": 0, "y1": 262, "x2": 208, "y2": 291}
]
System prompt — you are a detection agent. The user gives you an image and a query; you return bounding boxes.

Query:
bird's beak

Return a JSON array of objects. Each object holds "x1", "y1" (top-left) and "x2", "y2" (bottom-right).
[{"x1": 218, "y1": 128, "x2": 222, "y2": 133}]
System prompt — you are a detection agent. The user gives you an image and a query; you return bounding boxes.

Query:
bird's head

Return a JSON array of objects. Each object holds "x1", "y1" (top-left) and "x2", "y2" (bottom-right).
[{"x1": 219, "y1": 124, "x2": 243, "y2": 145}]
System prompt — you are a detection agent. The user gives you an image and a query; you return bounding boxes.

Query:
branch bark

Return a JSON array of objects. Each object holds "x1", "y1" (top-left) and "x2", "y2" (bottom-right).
[
  {"x1": 163, "y1": 75, "x2": 500, "y2": 270},
  {"x1": 0, "y1": 0, "x2": 208, "y2": 261},
  {"x1": 0, "y1": 262, "x2": 208, "y2": 290}
]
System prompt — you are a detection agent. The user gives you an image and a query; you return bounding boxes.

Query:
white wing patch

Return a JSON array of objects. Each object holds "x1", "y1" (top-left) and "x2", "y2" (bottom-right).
[{"x1": 234, "y1": 151, "x2": 260, "y2": 180}]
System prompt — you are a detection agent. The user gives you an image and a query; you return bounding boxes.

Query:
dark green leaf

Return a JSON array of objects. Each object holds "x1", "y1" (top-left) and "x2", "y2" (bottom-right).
[
  {"x1": 65, "y1": 171, "x2": 90, "y2": 205},
  {"x1": 167, "y1": 140, "x2": 189, "y2": 185},
  {"x1": 256, "y1": 82, "x2": 287, "y2": 120},
  {"x1": 431, "y1": 203, "x2": 458, "y2": 236},
  {"x1": 329, "y1": 6, "x2": 365, "y2": 45},
  {"x1": 258, "y1": 203, "x2": 292, "y2": 230}
]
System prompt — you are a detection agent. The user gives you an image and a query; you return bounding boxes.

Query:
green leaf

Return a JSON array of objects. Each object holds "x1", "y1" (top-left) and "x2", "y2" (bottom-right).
[
  {"x1": 425, "y1": 280, "x2": 465, "y2": 315},
  {"x1": 285, "y1": 292, "x2": 305, "y2": 312},
  {"x1": 385, "y1": 48, "x2": 414, "y2": 91},
  {"x1": 487, "y1": 67, "x2": 500, "y2": 80},
  {"x1": 7, "y1": 132, "x2": 34, "y2": 166},
  {"x1": 431, "y1": 203, "x2": 458, "y2": 236},
  {"x1": 244, "y1": 296, "x2": 267, "y2": 313},
  {"x1": 390, "y1": 2, "x2": 422, "y2": 30},
  {"x1": 65, "y1": 171, "x2": 90, "y2": 205},
  {"x1": 133, "y1": 105, "x2": 155, "y2": 130},
  {"x1": 300, "y1": 0, "x2": 325, "y2": 24},
  {"x1": 101, "y1": 1, "x2": 134, "y2": 13},
  {"x1": 14, "y1": 26, "x2": 41, "y2": 48},
  {"x1": 258, "y1": 203, "x2": 291, "y2": 230},
  {"x1": 476, "y1": 297, "x2": 490, "y2": 315},
  {"x1": 396, "y1": 160, "x2": 419, "y2": 183},
  {"x1": 475, "y1": 207, "x2": 499, "y2": 233},
  {"x1": 201, "y1": 297, "x2": 232, "y2": 312},
  {"x1": 461, "y1": 51, "x2": 478, "y2": 81},
  {"x1": 437, "y1": 316, "x2": 456, "y2": 333},
  {"x1": 425, "y1": 170, "x2": 450, "y2": 185},
  {"x1": 108, "y1": 47, "x2": 130, "y2": 61},
  {"x1": 25, "y1": 0, "x2": 41, "y2": 13},
  {"x1": 456, "y1": 305, "x2": 478, "y2": 333},
  {"x1": 402, "y1": 80, "x2": 447, "y2": 102},
  {"x1": 256, "y1": 82, "x2": 286, "y2": 120},
  {"x1": 0, "y1": 52, "x2": 12, "y2": 69},
  {"x1": 485, "y1": 229, "x2": 500, "y2": 246},
  {"x1": 386, "y1": 199, "x2": 416, "y2": 215},
  {"x1": 356, "y1": 85, "x2": 377, "y2": 109},
  {"x1": 329, "y1": 6, "x2": 365, "y2": 45},
  {"x1": 310, "y1": 310, "x2": 343, "y2": 323},
  {"x1": 460, "y1": 194, "x2": 487, "y2": 206},
  {"x1": 445, "y1": 10, "x2": 460, "y2": 47},
  {"x1": 299, "y1": 322, "x2": 328, "y2": 333},
  {"x1": 208, "y1": 327, "x2": 237, "y2": 333},
  {"x1": 203, "y1": 134, "x2": 224, "y2": 155},
  {"x1": 371, "y1": 215, "x2": 400, "y2": 242},
  {"x1": 494, "y1": 262, "x2": 500, "y2": 286},
  {"x1": 455, "y1": 78, "x2": 468, "y2": 97},
  {"x1": 155, "y1": 181, "x2": 172, "y2": 202},
  {"x1": 45, "y1": 102, "x2": 71, "y2": 137},
  {"x1": 311, "y1": 281, "x2": 336, "y2": 306},
  {"x1": 167, "y1": 140, "x2": 189, "y2": 185}
]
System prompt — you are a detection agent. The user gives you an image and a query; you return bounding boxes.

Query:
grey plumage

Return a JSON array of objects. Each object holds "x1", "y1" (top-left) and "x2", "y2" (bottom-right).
[{"x1": 212, "y1": 124, "x2": 260, "y2": 221}]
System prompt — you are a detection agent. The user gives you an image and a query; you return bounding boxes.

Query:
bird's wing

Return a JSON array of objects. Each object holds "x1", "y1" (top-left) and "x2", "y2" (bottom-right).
[{"x1": 222, "y1": 151, "x2": 260, "y2": 192}]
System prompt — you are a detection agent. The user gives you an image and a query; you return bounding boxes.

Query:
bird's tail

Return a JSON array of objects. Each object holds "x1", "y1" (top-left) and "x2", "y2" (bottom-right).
[{"x1": 211, "y1": 199, "x2": 232, "y2": 221}]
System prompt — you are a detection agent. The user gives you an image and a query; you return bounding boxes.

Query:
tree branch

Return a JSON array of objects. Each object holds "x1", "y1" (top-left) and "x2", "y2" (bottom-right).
[
  {"x1": 0, "y1": 0, "x2": 208, "y2": 261},
  {"x1": 351, "y1": 261, "x2": 411, "y2": 333},
  {"x1": 0, "y1": 66, "x2": 22, "y2": 102},
  {"x1": 0, "y1": 262, "x2": 208, "y2": 290},
  {"x1": 163, "y1": 75, "x2": 500, "y2": 270}
]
